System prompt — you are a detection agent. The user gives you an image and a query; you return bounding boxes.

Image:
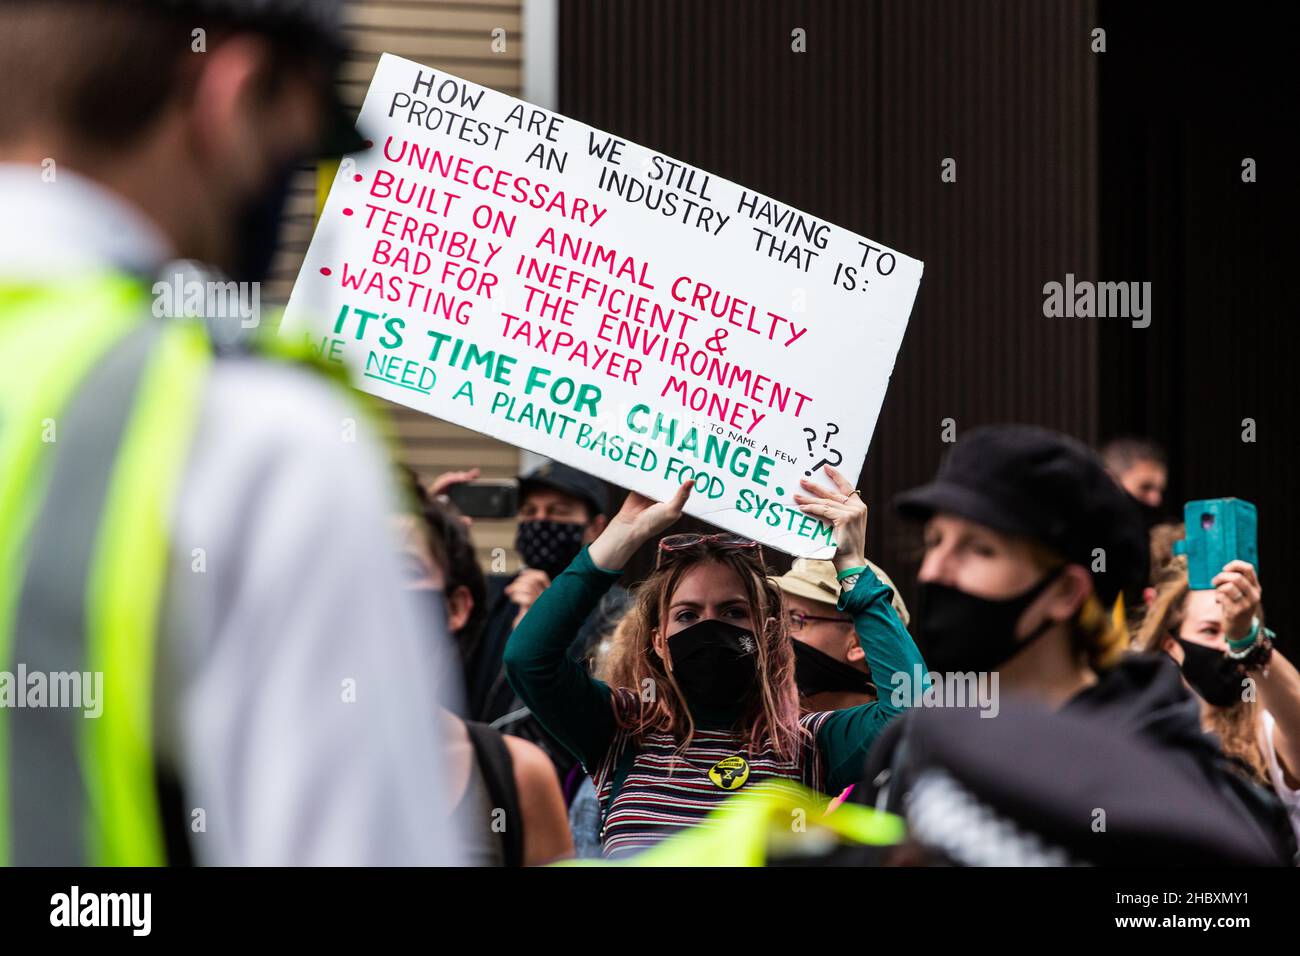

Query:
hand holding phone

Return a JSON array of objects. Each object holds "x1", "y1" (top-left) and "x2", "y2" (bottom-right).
[
  {"x1": 1174, "y1": 498, "x2": 1258, "y2": 590},
  {"x1": 428, "y1": 467, "x2": 480, "y2": 497},
  {"x1": 443, "y1": 479, "x2": 519, "y2": 519},
  {"x1": 1211, "y1": 559, "x2": 1261, "y2": 643}
]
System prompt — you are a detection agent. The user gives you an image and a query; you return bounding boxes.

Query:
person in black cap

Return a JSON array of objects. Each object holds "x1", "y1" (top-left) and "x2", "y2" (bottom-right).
[
  {"x1": 513, "y1": 461, "x2": 613, "y2": 588},
  {"x1": 459, "y1": 462, "x2": 629, "y2": 792},
  {"x1": 894, "y1": 423, "x2": 1148, "y2": 692},
  {"x1": 859, "y1": 424, "x2": 1295, "y2": 859}
]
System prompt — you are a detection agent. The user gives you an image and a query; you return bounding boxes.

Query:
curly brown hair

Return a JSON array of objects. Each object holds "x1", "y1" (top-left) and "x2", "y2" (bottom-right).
[{"x1": 597, "y1": 540, "x2": 805, "y2": 762}]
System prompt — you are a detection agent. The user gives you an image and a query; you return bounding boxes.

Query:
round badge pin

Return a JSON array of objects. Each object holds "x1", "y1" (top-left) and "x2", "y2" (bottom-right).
[{"x1": 708, "y1": 755, "x2": 751, "y2": 791}]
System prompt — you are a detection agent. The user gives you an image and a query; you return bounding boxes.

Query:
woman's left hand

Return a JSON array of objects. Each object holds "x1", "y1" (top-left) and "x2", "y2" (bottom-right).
[
  {"x1": 794, "y1": 464, "x2": 867, "y2": 571},
  {"x1": 1213, "y1": 560, "x2": 1262, "y2": 643}
]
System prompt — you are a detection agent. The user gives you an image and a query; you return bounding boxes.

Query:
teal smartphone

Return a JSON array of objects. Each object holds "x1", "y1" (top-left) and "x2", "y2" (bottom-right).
[{"x1": 1174, "y1": 498, "x2": 1258, "y2": 590}]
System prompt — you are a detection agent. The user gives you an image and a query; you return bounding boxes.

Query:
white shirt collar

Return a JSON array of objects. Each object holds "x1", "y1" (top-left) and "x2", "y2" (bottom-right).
[{"x1": 0, "y1": 162, "x2": 175, "y2": 280}]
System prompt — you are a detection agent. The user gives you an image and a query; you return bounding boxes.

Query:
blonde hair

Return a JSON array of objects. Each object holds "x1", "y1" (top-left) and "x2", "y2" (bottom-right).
[
  {"x1": 1134, "y1": 556, "x2": 1267, "y2": 782},
  {"x1": 1026, "y1": 541, "x2": 1130, "y2": 672},
  {"x1": 597, "y1": 543, "x2": 805, "y2": 763}
]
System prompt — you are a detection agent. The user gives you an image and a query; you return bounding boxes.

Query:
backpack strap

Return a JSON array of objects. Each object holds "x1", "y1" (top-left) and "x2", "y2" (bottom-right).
[
  {"x1": 464, "y1": 721, "x2": 525, "y2": 867},
  {"x1": 600, "y1": 738, "x2": 639, "y2": 840}
]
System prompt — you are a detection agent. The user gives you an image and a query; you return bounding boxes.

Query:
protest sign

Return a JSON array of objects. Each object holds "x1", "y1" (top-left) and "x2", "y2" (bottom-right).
[{"x1": 280, "y1": 53, "x2": 923, "y2": 556}]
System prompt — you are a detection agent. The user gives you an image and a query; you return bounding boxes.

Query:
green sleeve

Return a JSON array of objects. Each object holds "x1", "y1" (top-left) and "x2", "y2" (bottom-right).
[
  {"x1": 502, "y1": 546, "x2": 622, "y2": 769},
  {"x1": 815, "y1": 566, "x2": 928, "y2": 794}
]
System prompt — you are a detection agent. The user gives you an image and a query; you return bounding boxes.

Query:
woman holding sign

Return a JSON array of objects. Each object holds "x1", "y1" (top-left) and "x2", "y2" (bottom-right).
[{"x1": 503, "y1": 464, "x2": 923, "y2": 858}]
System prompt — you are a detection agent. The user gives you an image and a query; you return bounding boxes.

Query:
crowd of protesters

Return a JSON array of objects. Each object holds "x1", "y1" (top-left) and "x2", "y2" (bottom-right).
[
  {"x1": 3, "y1": 0, "x2": 1294, "y2": 869},
  {"x1": 404, "y1": 427, "x2": 1297, "y2": 866}
]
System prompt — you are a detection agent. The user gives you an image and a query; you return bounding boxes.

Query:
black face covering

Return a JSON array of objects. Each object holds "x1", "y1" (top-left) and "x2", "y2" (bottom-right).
[
  {"x1": 515, "y1": 519, "x2": 587, "y2": 579},
  {"x1": 231, "y1": 162, "x2": 299, "y2": 284},
  {"x1": 792, "y1": 638, "x2": 874, "y2": 699},
  {"x1": 915, "y1": 568, "x2": 1063, "y2": 674},
  {"x1": 1173, "y1": 636, "x2": 1245, "y2": 708},
  {"x1": 667, "y1": 618, "x2": 760, "y2": 717}
]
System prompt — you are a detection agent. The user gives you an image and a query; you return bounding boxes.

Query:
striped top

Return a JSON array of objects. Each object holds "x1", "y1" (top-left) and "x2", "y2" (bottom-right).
[
  {"x1": 594, "y1": 689, "x2": 833, "y2": 858},
  {"x1": 503, "y1": 548, "x2": 926, "y2": 861}
]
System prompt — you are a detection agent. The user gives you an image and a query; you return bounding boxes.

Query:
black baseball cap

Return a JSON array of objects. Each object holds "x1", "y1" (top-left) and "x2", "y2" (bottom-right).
[
  {"x1": 148, "y1": 0, "x2": 366, "y2": 157},
  {"x1": 519, "y1": 462, "x2": 610, "y2": 519},
  {"x1": 894, "y1": 424, "x2": 1148, "y2": 603}
]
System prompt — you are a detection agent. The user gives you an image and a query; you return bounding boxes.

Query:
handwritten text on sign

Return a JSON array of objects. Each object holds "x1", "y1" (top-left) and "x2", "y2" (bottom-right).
[{"x1": 281, "y1": 54, "x2": 923, "y2": 556}]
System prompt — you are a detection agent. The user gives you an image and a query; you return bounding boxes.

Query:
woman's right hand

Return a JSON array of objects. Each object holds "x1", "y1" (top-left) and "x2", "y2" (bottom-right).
[
  {"x1": 589, "y1": 481, "x2": 693, "y2": 571},
  {"x1": 1213, "y1": 559, "x2": 1262, "y2": 643}
]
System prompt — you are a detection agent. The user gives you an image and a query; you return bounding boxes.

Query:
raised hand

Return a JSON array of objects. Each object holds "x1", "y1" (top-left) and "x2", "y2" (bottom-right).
[
  {"x1": 1213, "y1": 560, "x2": 1261, "y2": 643},
  {"x1": 428, "y1": 467, "x2": 481, "y2": 497},
  {"x1": 793, "y1": 464, "x2": 868, "y2": 571},
  {"x1": 507, "y1": 568, "x2": 552, "y2": 628},
  {"x1": 589, "y1": 481, "x2": 694, "y2": 571}
]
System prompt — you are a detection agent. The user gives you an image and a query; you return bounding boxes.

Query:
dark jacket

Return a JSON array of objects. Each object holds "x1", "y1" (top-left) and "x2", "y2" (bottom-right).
[
  {"x1": 466, "y1": 573, "x2": 631, "y2": 724},
  {"x1": 857, "y1": 653, "x2": 1298, "y2": 865},
  {"x1": 464, "y1": 573, "x2": 631, "y2": 795}
]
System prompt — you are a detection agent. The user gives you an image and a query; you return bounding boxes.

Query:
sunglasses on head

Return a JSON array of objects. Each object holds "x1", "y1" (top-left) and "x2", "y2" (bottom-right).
[{"x1": 656, "y1": 532, "x2": 763, "y2": 568}]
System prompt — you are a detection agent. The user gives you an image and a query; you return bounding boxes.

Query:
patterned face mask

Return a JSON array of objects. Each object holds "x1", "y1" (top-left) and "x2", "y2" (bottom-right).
[{"x1": 514, "y1": 519, "x2": 587, "y2": 579}]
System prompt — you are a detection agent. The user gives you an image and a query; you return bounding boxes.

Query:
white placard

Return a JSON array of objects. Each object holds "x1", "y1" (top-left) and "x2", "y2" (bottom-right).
[{"x1": 281, "y1": 53, "x2": 923, "y2": 556}]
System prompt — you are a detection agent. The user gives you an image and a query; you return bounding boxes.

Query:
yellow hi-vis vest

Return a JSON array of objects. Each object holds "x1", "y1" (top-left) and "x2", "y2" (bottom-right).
[
  {"x1": 0, "y1": 272, "x2": 211, "y2": 864},
  {"x1": 0, "y1": 271, "x2": 346, "y2": 865}
]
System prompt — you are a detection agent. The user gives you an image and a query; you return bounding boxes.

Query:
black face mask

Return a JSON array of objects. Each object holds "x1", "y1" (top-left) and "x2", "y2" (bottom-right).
[
  {"x1": 915, "y1": 568, "x2": 1063, "y2": 674},
  {"x1": 1173, "y1": 636, "x2": 1244, "y2": 708},
  {"x1": 515, "y1": 519, "x2": 587, "y2": 579},
  {"x1": 667, "y1": 618, "x2": 760, "y2": 717},
  {"x1": 231, "y1": 162, "x2": 299, "y2": 284},
  {"x1": 792, "y1": 638, "x2": 874, "y2": 699}
]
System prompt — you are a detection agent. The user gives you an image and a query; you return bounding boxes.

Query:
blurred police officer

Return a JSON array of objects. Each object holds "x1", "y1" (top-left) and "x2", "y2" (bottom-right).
[{"x1": 0, "y1": 0, "x2": 461, "y2": 864}]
